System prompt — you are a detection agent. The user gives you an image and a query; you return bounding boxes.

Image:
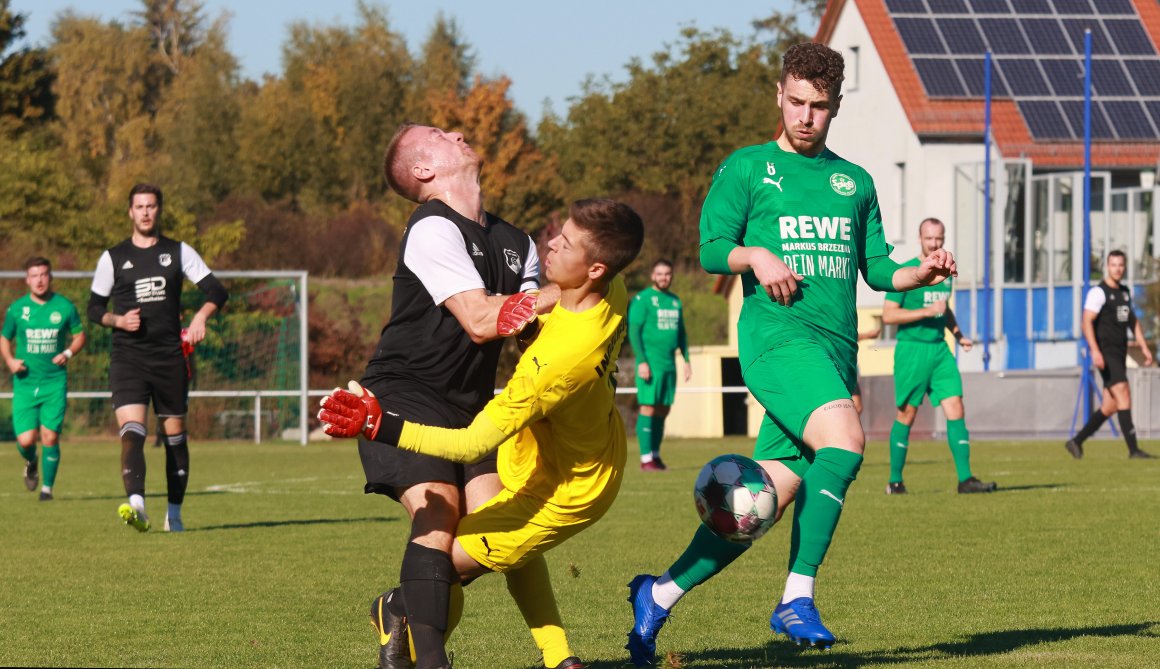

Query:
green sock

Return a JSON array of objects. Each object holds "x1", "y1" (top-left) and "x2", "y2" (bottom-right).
[
  {"x1": 651, "y1": 414, "x2": 667, "y2": 455},
  {"x1": 636, "y1": 415, "x2": 653, "y2": 458},
  {"x1": 946, "y1": 418, "x2": 973, "y2": 482},
  {"x1": 669, "y1": 524, "x2": 751, "y2": 592},
  {"x1": 789, "y1": 448, "x2": 863, "y2": 577},
  {"x1": 42, "y1": 445, "x2": 61, "y2": 489},
  {"x1": 889, "y1": 420, "x2": 911, "y2": 483},
  {"x1": 17, "y1": 445, "x2": 36, "y2": 463}
]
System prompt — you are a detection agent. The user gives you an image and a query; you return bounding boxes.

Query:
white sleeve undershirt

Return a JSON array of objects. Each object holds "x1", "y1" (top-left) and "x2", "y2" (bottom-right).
[
  {"x1": 90, "y1": 251, "x2": 114, "y2": 297},
  {"x1": 1083, "y1": 286, "x2": 1105, "y2": 314},
  {"x1": 521, "y1": 238, "x2": 541, "y2": 292},
  {"x1": 181, "y1": 242, "x2": 213, "y2": 284},
  {"x1": 404, "y1": 216, "x2": 486, "y2": 305}
]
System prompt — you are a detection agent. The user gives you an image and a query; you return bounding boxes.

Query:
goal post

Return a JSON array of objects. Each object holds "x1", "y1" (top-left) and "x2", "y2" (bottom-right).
[{"x1": 0, "y1": 270, "x2": 310, "y2": 444}]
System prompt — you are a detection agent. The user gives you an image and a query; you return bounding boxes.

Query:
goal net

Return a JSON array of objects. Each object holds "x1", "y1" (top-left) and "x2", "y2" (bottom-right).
[{"x1": 0, "y1": 270, "x2": 309, "y2": 443}]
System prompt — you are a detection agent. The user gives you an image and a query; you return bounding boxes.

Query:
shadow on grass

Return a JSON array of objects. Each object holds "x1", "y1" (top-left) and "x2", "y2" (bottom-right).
[
  {"x1": 52, "y1": 490, "x2": 227, "y2": 502},
  {"x1": 993, "y1": 483, "x2": 1069, "y2": 492},
  {"x1": 597, "y1": 621, "x2": 1160, "y2": 668},
  {"x1": 188, "y1": 516, "x2": 396, "y2": 532}
]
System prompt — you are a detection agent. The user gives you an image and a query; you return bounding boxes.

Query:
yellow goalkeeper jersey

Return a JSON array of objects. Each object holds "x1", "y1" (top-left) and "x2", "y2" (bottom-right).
[{"x1": 397, "y1": 278, "x2": 629, "y2": 521}]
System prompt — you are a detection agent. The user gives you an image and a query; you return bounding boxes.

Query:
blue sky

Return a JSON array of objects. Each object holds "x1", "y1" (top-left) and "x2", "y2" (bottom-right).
[{"x1": 12, "y1": 0, "x2": 812, "y2": 123}]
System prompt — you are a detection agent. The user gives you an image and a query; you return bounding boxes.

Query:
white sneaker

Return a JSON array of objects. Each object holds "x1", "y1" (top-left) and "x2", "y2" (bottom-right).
[{"x1": 164, "y1": 516, "x2": 184, "y2": 532}]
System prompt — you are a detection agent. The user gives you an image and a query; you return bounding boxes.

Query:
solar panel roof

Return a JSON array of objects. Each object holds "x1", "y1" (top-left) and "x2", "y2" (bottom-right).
[{"x1": 886, "y1": 0, "x2": 1160, "y2": 141}]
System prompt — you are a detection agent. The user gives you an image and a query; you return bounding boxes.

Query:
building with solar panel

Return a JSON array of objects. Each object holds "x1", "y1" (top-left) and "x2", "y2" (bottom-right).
[{"x1": 815, "y1": 0, "x2": 1160, "y2": 371}]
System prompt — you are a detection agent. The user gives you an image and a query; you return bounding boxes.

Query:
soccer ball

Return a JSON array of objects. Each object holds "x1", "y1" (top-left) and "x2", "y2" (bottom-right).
[{"x1": 693, "y1": 454, "x2": 778, "y2": 543}]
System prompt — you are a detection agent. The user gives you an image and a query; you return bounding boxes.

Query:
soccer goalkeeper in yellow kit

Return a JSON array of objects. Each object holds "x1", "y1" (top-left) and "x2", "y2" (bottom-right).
[{"x1": 320, "y1": 198, "x2": 644, "y2": 669}]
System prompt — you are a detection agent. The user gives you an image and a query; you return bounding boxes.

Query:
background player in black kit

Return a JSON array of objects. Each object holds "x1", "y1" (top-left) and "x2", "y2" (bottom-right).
[
  {"x1": 88, "y1": 183, "x2": 228, "y2": 532},
  {"x1": 1067, "y1": 250, "x2": 1155, "y2": 460},
  {"x1": 362, "y1": 123, "x2": 571, "y2": 669}
]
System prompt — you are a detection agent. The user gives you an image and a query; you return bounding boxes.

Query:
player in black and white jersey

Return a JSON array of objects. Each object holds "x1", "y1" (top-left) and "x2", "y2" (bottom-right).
[
  {"x1": 87, "y1": 183, "x2": 228, "y2": 532},
  {"x1": 1067, "y1": 250, "x2": 1155, "y2": 460},
  {"x1": 358, "y1": 123, "x2": 578, "y2": 669}
]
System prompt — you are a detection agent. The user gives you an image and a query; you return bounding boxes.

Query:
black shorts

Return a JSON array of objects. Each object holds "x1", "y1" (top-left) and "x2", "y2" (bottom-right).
[
  {"x1": 356, "y1": 388, "x2": 498, "y2": 502},
  {"x1": 109, "y1": 354, "x2": 189, "y2": 416},
  {"x1": 359, "y1": 439, "x2": 498, "y2": 502},
  {"x1": 1098, "y1": 348, "x2": 1128, "y2": 387}
]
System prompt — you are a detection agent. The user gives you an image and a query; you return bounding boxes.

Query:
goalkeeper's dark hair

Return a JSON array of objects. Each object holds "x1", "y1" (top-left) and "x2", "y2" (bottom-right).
[
  {"x1": 782, "y1": 42, "x2": 845, "y2": 97},
  {"x1": 1108, "y1": 249, "x2": 1127, "y2": 262},
  {"x1": 128, "y1": 183, "x2": 163, "y2": 211},
  {"x1": 383, "y1": 122, "x2": 422, "y2": 202},
  {"x1": 569, "y1": 198, "x2": 644, "y2": 278}
]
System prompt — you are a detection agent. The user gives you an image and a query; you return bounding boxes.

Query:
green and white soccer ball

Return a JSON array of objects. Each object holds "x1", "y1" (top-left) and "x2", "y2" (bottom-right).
[{"x1": 693, "y1": 454, "x2": 778, "y2": 543}]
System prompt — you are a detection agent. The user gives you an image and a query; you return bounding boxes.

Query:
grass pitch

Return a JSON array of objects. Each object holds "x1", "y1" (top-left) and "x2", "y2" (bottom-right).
[{"x1": 1, "y1": 437, "x2": 1157, "y2": 668}]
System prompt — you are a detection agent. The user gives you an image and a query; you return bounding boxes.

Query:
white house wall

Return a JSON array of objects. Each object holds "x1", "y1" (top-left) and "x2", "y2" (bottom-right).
[{"x1": 823, "y1": 0, "x2": 992, "y2": 307}]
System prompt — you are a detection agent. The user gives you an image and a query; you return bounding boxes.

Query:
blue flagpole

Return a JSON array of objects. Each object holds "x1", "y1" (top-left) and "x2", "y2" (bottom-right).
[
  {"x1": 1082, "y1": 30, "x2": 1093, "y2": 418},
  {"x1": 983, "y1": 51, "x2": 993, "y2": 371}
]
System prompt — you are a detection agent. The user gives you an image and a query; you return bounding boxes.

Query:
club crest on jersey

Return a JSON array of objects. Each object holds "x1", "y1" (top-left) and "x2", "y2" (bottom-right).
[
  {"x1": 159, "y1": 253, "x2": 172, "y2": 267},
  {"x1": 21, "y1": 306, "x2": 30, "y2": 321},
  {"x1": 50, "y1": 312, "x2": 62, "y2": 324},
  {"x1": 504, "y1": 249, "x2": 522, "y2": 274},
  {"x1": 830, "y1": 173, "x2": 856, "y2": 196}
]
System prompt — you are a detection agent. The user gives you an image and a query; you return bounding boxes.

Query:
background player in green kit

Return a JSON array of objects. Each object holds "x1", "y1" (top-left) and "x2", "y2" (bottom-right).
[
  {"x1": 625, "y1": 42, "x2": 958, "y2": 663},
  {"x1": 881, "y1": 218, "x2": 996, "y2": 495},
  {"x1": 1, "y1": 257, "x2": 86, "y2": 501},
  {"x1": 629, "y1": 259, "x2": 691, "y2": 471}
]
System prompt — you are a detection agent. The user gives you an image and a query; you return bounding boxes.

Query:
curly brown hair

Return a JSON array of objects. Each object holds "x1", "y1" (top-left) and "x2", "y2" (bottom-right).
[{"x1": 781, "y1": 42, "x2": 845, "y2": 96}]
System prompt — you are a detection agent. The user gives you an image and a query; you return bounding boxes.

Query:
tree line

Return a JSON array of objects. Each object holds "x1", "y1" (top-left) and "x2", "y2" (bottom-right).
[{"x1": 1, "y1": 0, "x2": 824, "y2": 281}]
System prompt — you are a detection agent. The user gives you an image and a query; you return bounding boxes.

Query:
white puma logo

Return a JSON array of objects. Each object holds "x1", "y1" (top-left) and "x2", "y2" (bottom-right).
[
  {"x1": 819, "y1": 489, "x2": 844, "y2": 506},
  {"x1": 895, "y1": 443, "x2": 908, "y2": 449},
  {"x1": 763, "y1": 176, "x2": 784, "y2": 191}
]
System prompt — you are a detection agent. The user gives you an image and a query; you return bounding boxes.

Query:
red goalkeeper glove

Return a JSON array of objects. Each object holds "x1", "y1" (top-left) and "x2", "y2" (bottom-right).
[
  {"x1": 497, "y1": 291, "x2": 539, "y2": 336},
  {"x1": 318, "y1": 381, "x2": 403, "y2": 443}
]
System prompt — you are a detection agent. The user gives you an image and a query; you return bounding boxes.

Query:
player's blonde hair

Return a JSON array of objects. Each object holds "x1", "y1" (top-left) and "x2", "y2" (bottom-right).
[{"x1": 382, "y1": 123, "x2": 423, "y2": 202}]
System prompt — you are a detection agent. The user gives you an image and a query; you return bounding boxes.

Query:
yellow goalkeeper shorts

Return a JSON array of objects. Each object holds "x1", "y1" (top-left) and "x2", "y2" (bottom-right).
[{"x1": 456, "y1": 488, "x2": 594, "y2": 573}]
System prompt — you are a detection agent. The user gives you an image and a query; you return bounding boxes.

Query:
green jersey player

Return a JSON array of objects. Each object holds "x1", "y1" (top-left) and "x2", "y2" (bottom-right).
[
  {"x1": 625, "y1": 43, "x2": 957, "y2": 662},
  {"x1": 629, "y1": 259, "x2": 691, "y2": 471},
  {"x1": 882, "y1": 218, "x2": 996, "y2": 495},
  {"x1": 1, "y1": 257, "x2": 86, "y2": 501}
]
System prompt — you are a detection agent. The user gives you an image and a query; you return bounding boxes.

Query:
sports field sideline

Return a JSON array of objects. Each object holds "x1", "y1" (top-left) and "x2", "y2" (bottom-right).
[{"x1": 1, "y1": 437, "x2": 1156, "y2": 668}]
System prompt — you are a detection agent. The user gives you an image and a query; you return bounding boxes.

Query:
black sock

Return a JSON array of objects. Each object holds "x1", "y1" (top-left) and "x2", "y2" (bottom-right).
[
  {"x1": 1117, "y1": 410, "x2": 1139, "y2": 453},
  {"x1": 164, "y1": 432, "x2": 190, "y2": 505},
  {"x1": 1074, "y1": 410, "x2": 1109, "y2": 445},
  {"x1": 119, "y1": 422, "x2": 147, "y2": 496},
  {"x1": 400, "y1": 543, "x2": 456, "y2": 669},
  {"x1": 385, "y1": 587, "x2": 406, "y2": 618}
]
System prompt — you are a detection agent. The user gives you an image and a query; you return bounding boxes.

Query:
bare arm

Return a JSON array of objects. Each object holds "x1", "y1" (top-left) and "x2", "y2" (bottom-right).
[
  {"x1": 52, "y1": 332, "x2": 87, "y2": 367},
  {"x1": 1, "y1": 336, "x2": 25, "y2": 374},
  {"x1": 944, "y1": 307, "x2": 972, "y2": 351},
  {"x1": 890, "y1": 249, "x2": 957, "y2": 292},
  {"x1": 184, "y1": 302, "x2": 218, "y2": 345},
  {"x1": 1082, "y1": 310, "x2": 1103, "y2": 369},
  {"x1": 881, "y1": 299, "x2": 939, "y2": 326},
  {"x1": 1133, "y1": 319, "x2": 1153, "y2": 367},
  {"x1": 725, "y1": 246, "x2": 804, "y2": 306},
  {"x1": 442, "y1": 289, "x2": 511, "y2": 344}
]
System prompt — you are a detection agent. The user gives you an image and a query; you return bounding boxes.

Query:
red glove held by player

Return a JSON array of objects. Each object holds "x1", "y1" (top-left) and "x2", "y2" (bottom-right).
[
  {"x1": 497, "y1": 291, "x2": 539, "y2": 336},
  {"x1": 318, "y1": 381, "x2": 399, "y2": 441}
]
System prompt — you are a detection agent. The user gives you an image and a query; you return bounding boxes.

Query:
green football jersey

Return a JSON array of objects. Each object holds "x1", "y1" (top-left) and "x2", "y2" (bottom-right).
[
  {"x1": 699, "y1": 142, "x2": 892, "y2": 366},
  {"x1": 885, "y1": 257, "x2": 953, "y2": 343},
  {"x1": 628, "y1": 286, "x2": 688, "y2": 370},
  {"x1": 1, "y1": 293, "x2": 83, "y2": 383}
]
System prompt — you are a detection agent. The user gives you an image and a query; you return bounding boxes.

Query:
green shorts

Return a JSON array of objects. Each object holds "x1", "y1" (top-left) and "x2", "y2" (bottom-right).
[
  {"x1": 893, "y1": 341, "x2": 963, "y2": 408},
  {"x1": 636, "y1": 368, "x2": 677, "y2": 406},
  {"x1": 745, "y1": 339, "x2": 856, "y2": 478},
  {"x1": 12, "y1": 380, "x2": 68, "y2": 435}
]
